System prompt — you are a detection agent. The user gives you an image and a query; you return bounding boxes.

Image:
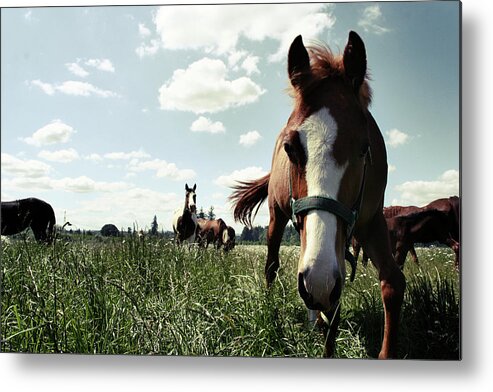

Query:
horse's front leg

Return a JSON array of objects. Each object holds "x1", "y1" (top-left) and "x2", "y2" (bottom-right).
[
  {"x1": 316, "y1": 306, "x2": 341, "y2": 358},
  {"x1": 265, "y1": 202, "x2": 289, "y2": 287},
  {"x1": 360, "y1": 212, "x2": 406, "y2": 359}
]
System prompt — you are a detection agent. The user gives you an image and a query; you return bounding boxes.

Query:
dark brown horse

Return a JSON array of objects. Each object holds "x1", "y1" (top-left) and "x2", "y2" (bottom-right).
[
  {"x1": 1, "y1": 197, "x2": 56, "y2": 243},
  {"x1": 230, "y1": 31, "x2": 405, "y2": 358},
  {"x1": 196, "y1": 218, "x2": 227, "y2": 249},
  {"x1": 172, "y1": 183, "x2": 197, "y2": 244},
  {"x1": 387, "y1": 208, "x2": 459, "y2": 268},
  {"x1": 222, "y1": 226, "x2": 236, "y2": 252}
]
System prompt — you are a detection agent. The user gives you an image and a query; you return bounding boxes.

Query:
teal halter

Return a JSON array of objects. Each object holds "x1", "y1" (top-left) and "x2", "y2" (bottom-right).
[{"x1": 288, "y1": 152, "x2": 370, "y2": 282}]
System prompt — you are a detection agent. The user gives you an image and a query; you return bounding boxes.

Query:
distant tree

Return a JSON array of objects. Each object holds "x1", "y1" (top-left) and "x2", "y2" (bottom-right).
[
  {"x1": 240, "y1": 226, "x2": 253, "y2": 242},
  {"x1": 151, "y1": 215, "x2": 158, "y2": 236},
  {"x1": 127, "y1": 227, "x2": 132, "y2": 235},
  {"x1": 197, "y1": 207, "x2": 206, "y2": 219},
  {"x1": 207, "y1": 206, "x2": 216, "y2": 220},
  {"x1": 101, "y1": 224, "x2": 119, "y2": 237},
  {"x1": 86, "y1": 230, "x2": 92, "y2": 236}
]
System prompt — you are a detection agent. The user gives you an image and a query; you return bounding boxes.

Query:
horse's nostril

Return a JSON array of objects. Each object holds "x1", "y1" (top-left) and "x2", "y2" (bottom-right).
[
  {"x1": 329, "y1": 275, "x2": 342, "y2": 304},
  {"x1": 298, "y1": 271, "x2": 315, "y2": 309}
]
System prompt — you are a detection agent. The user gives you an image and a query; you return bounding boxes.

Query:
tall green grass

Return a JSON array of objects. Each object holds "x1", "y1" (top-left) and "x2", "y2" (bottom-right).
[{"x1": 0, "y1": 236, "x2": 459, "y2": 358}]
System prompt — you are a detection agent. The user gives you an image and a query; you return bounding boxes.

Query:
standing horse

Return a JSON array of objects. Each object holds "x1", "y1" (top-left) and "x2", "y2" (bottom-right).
[
  {"x1": 231, "y1": 32, "x2": 405, "y2": 358},
  {"x1": 172, "y1": 184, "x2": 198, "y2": 245},
  {"x1": 353, "y1": 205, "x2": 420, "y2": 266},
  {"x1": 387, "y1": 208, "x2": 460, "y2": 268},
  {"x1": 1, "y1": 197, "x2": 56, "y2": 243},
  {"x1": 196, "y1": 218, "x2": 227, "y2": 249}
]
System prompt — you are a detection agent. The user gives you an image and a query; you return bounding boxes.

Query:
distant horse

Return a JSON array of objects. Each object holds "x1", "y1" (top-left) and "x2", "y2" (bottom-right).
[
  {"x1": 222, "y1": 226, "x2": 236, "y2": 252},
  {"x1": 172, "y1": 184, "x2": 198, "y2": 245},
  {"x1": 387, "y1": 197, "x2": 460, "y2": 268},
  {"x1": 196, "y1": 218, "x2": 227, "y2": 249},
  {"x1": 231, "y1": 32, "x2": 405, "y2": 358},
  {"x1": 424, "y1": 196, "x2": 460, "y2": 244},
  {"x1": 386, "y1": 208, "x2": 459, "y2": 268},
  {"x1": 353, "y1": 205, "x2": 420, "y2": 266},
  {"x1": 1, "y1": 197, "x2": 56, "y2": 243}
]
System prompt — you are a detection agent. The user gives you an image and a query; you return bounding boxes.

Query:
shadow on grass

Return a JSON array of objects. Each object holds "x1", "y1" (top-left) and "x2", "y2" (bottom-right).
[{"x1": 343, "y1": 272, "x2": 460, "y2": 359}]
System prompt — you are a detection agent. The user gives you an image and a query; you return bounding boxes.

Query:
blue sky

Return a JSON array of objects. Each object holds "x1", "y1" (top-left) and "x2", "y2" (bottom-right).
[{"x1": 1, "y1": 1, "x2": 460, "y2": 232}]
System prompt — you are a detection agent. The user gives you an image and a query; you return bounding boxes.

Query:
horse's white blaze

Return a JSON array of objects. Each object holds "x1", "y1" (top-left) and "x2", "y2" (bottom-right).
[{"x1": 298, "y1": 107, "x2": 348, "y2": 309}]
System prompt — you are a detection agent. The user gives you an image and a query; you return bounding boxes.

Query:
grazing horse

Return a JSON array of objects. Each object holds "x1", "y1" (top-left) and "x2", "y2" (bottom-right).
[
  {"x1": 387, "y1": 197, "x2": 460, "y2": 268},
  {"x1": 353, "y1": 205, "x2": 420, "y2": 266},
  {"x1": 230, "y1": 32, "x2": 405, "y2": 358},
  {"x1": 424, "y1": 196, "x2": 460, "y2": 244},
  {"x1": 196, "y1": 218, "x2": 227, "y2": 249},
  {"x1": 172, "y1": 184, "x2": 198, "y2": 244},
  {"x1": 1, "y1": 197, "x2": 56, "y2": 243},
  {"x1": 222, "y1": 226, "x2": 236, "y2": 252}
]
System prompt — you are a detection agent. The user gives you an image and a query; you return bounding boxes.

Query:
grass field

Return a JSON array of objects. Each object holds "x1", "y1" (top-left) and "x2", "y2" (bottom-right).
[{"x1": 0, "y1": 235, "x2": 460, "y2": 359}]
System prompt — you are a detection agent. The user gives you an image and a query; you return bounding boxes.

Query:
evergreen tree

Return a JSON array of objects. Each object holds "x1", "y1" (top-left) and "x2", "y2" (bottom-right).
[
  {"x1": 198, "y1": 207, "x2": 206, "y2": 219},
  {"x1": 207, "y1": 206, "x2": 216, "y2": 220},
  {"x1": 151, "y1": 215, "x2": 158, "y2": 236}
]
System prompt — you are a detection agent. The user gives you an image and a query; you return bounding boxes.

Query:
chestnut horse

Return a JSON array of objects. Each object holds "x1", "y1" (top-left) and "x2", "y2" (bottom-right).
[
  {"x1": 172, "y1": 183, "x2": 198, "y2": 244},
  {"x1": 196, "y1": 218, "x2": 227, "y2": 249},
  {"x1": 231, "y1": 32, "x2": 405, "y2": 358},
  {"x1": 353, "y1": 205, "x2": 420, "y2": 266},
  {"x1": 1, "y1": 197, "x2": 56, "y2": 244}
]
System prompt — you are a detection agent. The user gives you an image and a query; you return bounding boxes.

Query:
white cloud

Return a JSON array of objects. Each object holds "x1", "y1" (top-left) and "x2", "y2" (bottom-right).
[
  {"x1": 104, "y1": 150, "x2": 151, "y2": 160},
  {"x1": 127, "y1": 158, "x2": 196, "y2": 181},
  {"x1": 51, "y1": 176, "x2": 129, "y2": 193},
  {"x1": 29, "y1": 80, "x2": 119, "y2": 98},
  {"x1": 153, "y1": 4, "x2": 335, "y2": 62},
  {"x1": 1, "y1": 153, "x2": 51, "y2": 178},
  {"x1": 386, "y1": 129, "x2": 409, "y2": 148},
  {"x1": 138, "y1": 23, "x2": 151, "y2": 37},
  {"x1": 84, "y1": 153, "x2": 103, "y2": 162},
  {"x1": 68, "y1": 188, "x2": 180, "y2": 231},
  {"x1": 392, "y1": 170, "x2": 459, "y2": 206},
  {"x1": 239, "y1": 130, "x2": 262, "y2": 147},
  {"x1": 56, "y1": 81, "x2": 118, "y2": 97},
  {"x1": 85, "y1": 58, "x2": 115, "y2": 73},
  {"x1": 66, "y1": 62, "x2": 89, "y2": 77},
  {"x1": 215, "y1": 166, "x2": 268, "y2": 188},
  {"x1": 29, "y1": 79, "x2": 55, "y2": 95},
  {"x1": 21, "y1": 119, "x2": 75, "y2": 146},
  {"x1": 158, "y1": 57, "x2": 265, "y2": 114},
  {"x1": 358, "y1": 5, "x2": 390, "y2": 35},
  {"x1": 190, "y1": 116, "x2": 225, "y2": 134},
  {"x1": 241, "y1": 55, "x2": 260, "y2": 75},
  {"x1": 2, "y1": 174, "x2": 130, "y2": 194},
  {"x1": 136, "y1": 39, "x2": 160, "y2": 58},
  {"x1": 388, "y1": 164, "x2": 397, "y2": 173},
  {"x1": 38, "y1": 148, "x2": 80, "y2": 163}
]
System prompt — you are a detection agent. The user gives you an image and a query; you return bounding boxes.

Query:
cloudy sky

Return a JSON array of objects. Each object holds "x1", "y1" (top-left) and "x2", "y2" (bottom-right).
[{"x1": 1, "y1": 1, "x2": 460, "y2": 233}]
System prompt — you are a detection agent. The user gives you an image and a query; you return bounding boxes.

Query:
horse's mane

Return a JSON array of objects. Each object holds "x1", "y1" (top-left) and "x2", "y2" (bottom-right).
[{"x1": 288, "y1": 42, "x2": 372, "y2": 109}]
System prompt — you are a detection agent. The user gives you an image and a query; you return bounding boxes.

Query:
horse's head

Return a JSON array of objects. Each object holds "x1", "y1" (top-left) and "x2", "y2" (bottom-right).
[
  {"x1": 284, "y1": 31, "x2": 372, "y2": 311},
  {"x1": 185, "y1": 183, "x2": 197, "y2": 214}
]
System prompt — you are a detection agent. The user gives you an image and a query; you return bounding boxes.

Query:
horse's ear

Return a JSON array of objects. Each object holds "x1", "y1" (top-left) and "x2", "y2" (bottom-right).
[
  {"x1": 185, "y1": 183, "x2": 190, "y2": 191},
  {"x1": 343, "y1": 31, "x2": 367, "y2": 91},
  {"x1": 288, "y1": 35, "x2": 311, "y2": 88},
  {"x1": 192, "y1": 184, "x2": 196, "y2": 192}
]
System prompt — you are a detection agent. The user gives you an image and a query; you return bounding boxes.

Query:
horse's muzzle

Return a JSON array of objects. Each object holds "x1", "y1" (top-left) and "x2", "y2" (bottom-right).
[{"x1": 297, "y1": 269, "x2": 342, "y2": 311}]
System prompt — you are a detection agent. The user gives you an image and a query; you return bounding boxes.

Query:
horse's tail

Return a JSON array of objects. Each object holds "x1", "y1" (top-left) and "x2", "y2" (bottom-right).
[{"x1": 229, "y1": 173, "x2": 270, "y2": 228}]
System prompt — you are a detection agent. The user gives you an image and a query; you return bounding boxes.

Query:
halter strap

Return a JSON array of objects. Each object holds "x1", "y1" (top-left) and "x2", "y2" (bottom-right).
[{"x1": 288, "y1": 151, "x2": 370, "y2": 283}]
